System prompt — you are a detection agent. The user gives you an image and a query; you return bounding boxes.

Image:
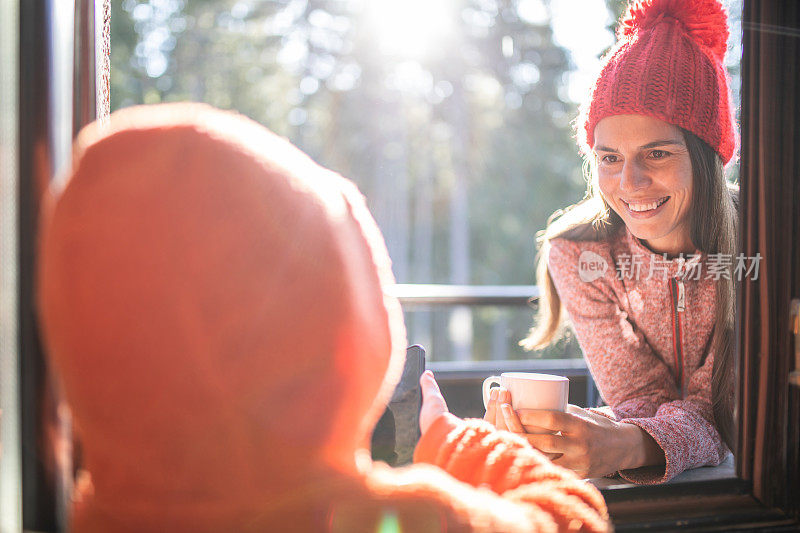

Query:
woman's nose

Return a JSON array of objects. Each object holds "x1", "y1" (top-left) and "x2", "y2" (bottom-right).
[{"x1": 619, "y1": 159, "x2": 652, "y2": 192}]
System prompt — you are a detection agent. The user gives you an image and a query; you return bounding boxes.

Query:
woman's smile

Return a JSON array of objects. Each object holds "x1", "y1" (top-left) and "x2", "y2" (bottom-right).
[{"x1": 621, "y1": 196, "x2": 670, "y2": 217}]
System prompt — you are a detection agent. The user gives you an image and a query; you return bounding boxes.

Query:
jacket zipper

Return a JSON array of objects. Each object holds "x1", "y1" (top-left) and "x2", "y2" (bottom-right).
[{"x1": 669, "y1": 277, "x2": 686, "y2": 396}]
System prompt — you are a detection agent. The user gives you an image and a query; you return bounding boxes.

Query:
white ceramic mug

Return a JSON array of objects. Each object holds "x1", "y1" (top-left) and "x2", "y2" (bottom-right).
[{"x1": 482, "y1": 372, "x2": 569, "y2": 413}]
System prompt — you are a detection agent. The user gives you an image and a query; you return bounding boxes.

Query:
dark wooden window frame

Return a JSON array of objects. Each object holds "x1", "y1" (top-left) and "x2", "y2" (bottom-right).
[{"x1": 9, "y1": 0, "x2": 800, "y2": 530}]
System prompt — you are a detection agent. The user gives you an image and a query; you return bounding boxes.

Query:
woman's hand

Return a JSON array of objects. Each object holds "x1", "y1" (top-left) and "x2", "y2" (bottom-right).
[
  {"x1": 483, "y1": 387, "x2": 511, "y2": 431},
  {"x1": 484, "y1": 387, "x2": 560, "y2": 460},
  {"x1": 419, "y1": 370, "x2": 449, "y2": 435},
  {"x1": 500, "y1": 403, "x2": 665, "y2": 478}
]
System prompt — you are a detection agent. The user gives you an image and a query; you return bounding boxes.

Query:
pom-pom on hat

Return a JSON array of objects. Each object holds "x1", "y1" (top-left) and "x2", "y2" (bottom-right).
[{"x1": 579, "y1": 0, "x2": 737, "y2": 164}]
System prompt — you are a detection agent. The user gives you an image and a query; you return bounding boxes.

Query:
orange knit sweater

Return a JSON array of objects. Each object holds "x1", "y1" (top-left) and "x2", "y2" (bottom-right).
[
  {"x1": 233, "y1": 414, "x2": 611, "y2": 532},
  {"x1": 38, "y1": 103, "x2": 609, "y2": 532}
]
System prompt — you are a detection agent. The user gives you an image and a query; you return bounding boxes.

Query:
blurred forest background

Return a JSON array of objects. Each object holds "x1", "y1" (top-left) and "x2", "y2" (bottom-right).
[{"x1": 110, "y1": 0, "x2": 741, "y2": 362}]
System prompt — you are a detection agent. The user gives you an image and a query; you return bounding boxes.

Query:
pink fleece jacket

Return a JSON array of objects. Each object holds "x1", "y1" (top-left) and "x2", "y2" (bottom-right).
[{"x1": 546, "y1": 224, "x2": 729, "y2": 484}]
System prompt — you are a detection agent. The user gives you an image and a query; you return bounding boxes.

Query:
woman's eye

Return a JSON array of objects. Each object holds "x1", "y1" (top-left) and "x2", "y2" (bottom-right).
[
  {"x1": 649, "y1": 149, "x2": 670, "y2": 159},
  {"x1": 600, "y1": 154, "x2": 619, "y2": 163}
]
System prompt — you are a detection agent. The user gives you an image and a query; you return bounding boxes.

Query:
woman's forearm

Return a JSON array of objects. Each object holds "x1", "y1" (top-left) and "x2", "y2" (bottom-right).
[{"x1": 619, "y1": 423, "x2": 666, "y2": 471}]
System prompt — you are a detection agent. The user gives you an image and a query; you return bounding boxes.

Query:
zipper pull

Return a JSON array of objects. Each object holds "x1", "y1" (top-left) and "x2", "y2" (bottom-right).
[{"x1": 677, "y1": 278, "x2": 685, "y2": 312}]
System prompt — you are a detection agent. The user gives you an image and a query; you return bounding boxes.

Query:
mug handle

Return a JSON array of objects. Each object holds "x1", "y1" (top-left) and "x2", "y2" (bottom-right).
[{"x1": 482, "y1": 375, "x2": 502, "y2": 409}]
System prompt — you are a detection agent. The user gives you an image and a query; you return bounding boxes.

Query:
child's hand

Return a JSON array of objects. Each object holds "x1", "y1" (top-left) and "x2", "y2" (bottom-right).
[{"x1": 419, "y1": 371, "x2": 449, "y2": 435}]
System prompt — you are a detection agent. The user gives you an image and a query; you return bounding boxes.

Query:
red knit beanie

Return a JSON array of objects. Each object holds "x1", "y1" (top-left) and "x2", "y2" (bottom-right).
[{"x1": 580, "y1": 0, "x2": 738, "y2": 164}]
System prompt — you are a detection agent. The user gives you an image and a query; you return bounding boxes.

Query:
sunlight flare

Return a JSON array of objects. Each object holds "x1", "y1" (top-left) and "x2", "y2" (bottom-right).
[{"x1": 362, "y1": 0, "x2": 455, "y2": 59}]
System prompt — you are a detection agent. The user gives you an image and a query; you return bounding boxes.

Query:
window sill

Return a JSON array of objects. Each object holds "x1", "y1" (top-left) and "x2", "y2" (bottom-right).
[
  {"x1": 588, "y1": 453, "x2": 737, "y2": 490},
  {"x1": 588, "y1": 453, "x2": 798, "y2": 531}
]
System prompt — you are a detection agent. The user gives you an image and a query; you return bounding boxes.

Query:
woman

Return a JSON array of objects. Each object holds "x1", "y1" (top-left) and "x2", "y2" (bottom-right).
[{"x1": 485, "y1": 0, "x2": 738, "y2": 484}]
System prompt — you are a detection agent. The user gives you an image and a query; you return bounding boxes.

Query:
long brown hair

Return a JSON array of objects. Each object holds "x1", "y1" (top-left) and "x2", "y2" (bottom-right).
[{"x1": 521, "y1": 128, "x2": 738, "y2": 452}]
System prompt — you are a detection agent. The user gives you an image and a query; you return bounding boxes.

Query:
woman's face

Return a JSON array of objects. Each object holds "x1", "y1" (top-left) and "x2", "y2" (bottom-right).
[{"x1": 594, "y1": 114, "x2": 694, "y2": 257}]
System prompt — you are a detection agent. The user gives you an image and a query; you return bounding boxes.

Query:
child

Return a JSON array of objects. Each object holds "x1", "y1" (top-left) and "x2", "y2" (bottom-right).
[{"x1": 38, "y1": 103, "x2": 609, "y2": 532}]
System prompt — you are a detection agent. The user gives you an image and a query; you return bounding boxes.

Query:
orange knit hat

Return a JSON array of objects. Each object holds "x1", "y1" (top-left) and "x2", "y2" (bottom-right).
[
  {"x1": 37, "y1": 103, "x2": 407, "y2": 526},
  {"x1": 580, "y1": 0, "x2": 737, "y2": 163}
]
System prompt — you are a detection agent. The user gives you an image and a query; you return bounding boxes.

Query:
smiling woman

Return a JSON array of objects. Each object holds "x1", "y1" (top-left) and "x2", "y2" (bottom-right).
[{"x1": 499, "y1": 0, "x2": 740, "y2": 484}]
